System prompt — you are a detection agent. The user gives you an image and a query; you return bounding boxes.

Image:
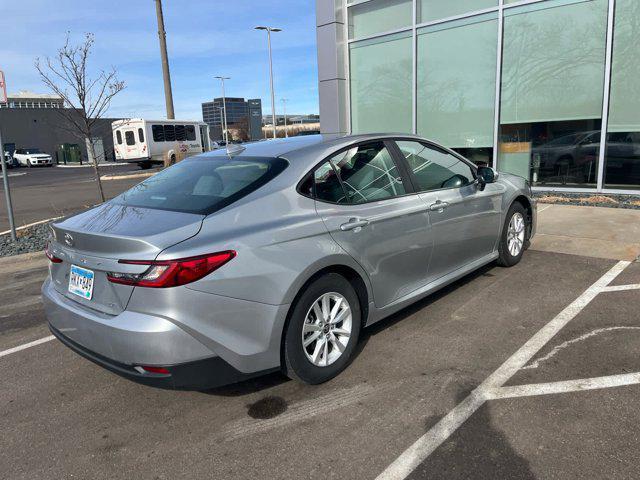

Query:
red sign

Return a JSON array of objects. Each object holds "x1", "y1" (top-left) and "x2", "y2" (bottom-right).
[{"x1": 0, "y1": 71, "x2": 6, "y2": 103}]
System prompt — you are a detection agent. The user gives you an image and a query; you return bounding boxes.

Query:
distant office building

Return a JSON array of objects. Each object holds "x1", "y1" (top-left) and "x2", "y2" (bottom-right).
[
  {"x1": 0, "y1": 90, "x2": 64, "y2": 109},
  {"x1": 201, "y1": 97, "x2": 263, "y2": 141}
]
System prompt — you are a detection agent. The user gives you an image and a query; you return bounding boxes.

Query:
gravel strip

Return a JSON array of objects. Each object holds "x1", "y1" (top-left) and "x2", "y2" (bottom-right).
[
  {"x1": 534, "y1": 192, "x2": 640, "y2": 210},
  {"x1": 0, "y1": 223, "x2": 50, "y2": 258}
]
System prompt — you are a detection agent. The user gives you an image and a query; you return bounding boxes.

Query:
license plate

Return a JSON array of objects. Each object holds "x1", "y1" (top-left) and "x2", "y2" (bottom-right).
[{"x1": 69, "y1": 265, "x2": 95, "y2": 300}]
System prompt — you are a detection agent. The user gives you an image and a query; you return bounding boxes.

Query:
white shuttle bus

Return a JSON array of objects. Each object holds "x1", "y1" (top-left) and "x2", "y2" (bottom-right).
[{"x1": 112, "y1": 118, "x2": 212, "y2": 169}]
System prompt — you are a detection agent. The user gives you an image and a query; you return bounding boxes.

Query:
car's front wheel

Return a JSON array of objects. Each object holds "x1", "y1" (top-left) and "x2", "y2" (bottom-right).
[
  {"x1": 283, "y1": 273, "x2": 361, "y2": 384},
  {"x1": 497, "y1": 202, "x2": 528, "y2": 267}
]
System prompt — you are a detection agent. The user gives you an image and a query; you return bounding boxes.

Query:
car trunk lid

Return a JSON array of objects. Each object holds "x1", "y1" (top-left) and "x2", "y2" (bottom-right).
[{"x1": 48, "y1": 203, "x2": 204, "y2": 315}]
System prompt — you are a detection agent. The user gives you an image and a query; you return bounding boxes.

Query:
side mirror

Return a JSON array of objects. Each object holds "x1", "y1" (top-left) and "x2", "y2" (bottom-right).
[{"x1": 476, "y1": 166, "x2": 497, "y2": 191}]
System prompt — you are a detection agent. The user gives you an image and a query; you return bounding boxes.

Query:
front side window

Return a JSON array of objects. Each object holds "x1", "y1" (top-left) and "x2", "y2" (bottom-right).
[
  {"x1": 186, "y1": 125, "x2": 196, "y2": 141},
  {"x1": 125, "y1": 131, "x2": 135, "y2": 146},
  {"x1": 116, "y1": 156, "x2": 288, "y2": 215},
  {"x1": 138, "y1": 128, "x2": 144, "y2": 143},
  {"x1": 116, "y1": 131, "x2": 122, "y2": 145},
  {"x1": 330, "y1": 142, "x2": 406, "y2": 203},
  {"x1": 152, "y1": 125, "x2": 165, "y2": 142},
  {"x1": 397, "y1": 140, "x2": 474, "y2": 191}
]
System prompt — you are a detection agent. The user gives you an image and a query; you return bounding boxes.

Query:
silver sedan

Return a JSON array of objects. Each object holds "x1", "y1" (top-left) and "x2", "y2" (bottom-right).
[{"x1": 42, "y1": 134, "x2": 536, "y2": 388}]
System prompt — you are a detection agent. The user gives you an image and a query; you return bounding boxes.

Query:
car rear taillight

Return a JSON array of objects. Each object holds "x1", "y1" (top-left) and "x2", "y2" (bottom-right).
[
  {"x1": 106, "y1": 251, "x2": 236, "y2": 288},
  {"x1": 44, "y1": 241, "x2": 63, "y2": 263}
]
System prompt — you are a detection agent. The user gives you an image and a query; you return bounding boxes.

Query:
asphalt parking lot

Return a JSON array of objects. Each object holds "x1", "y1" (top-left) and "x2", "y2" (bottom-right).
[
  {"x1": 0, "y1": 164, "x2": 143, "y2": 231},
  {"x1": 2, "y1": 217, "x2": 640, "y2": 479}
]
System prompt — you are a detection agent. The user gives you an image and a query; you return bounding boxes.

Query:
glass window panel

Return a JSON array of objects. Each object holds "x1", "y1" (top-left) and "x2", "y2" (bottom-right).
[
  {"x1": 501, "y1": 0, "x2": 607, "y2": 124},
  {"x1": 330, "y1": 142, "x2": 406, "y2": 203},
  {"x1": 498, "y1": 0, "x2": 607, "y2": 188},
  {"x1": 350, "y1": 32, "x2": 412, "y2": 134},
  {"x1": 417, "y1": 14, "x2": 498, "y2": 152},
  {"x1": 348, "y1": 0, "x2": 412, "y2": 39},
  {"x1": 152, "y1": 125, "x2": 165, "y2": 142},
  {"x1": 418, "y1": 0, "x2": 497, "y2": 23},
  {"x1": 164, "y1": 124, "x2": 176, "y2": 142},
  {"x1": 397, "y1": 141, "x2": 475, "y2": 191},
  {"x1": 605, "y1": 0, "x2": 640, "y2": 189},
  {"x1": 125, "y1": 131, "x2": 135, "y2": 146},
  {"x1": 314, "y1": 161, "x2": 348, "y2": 204}
]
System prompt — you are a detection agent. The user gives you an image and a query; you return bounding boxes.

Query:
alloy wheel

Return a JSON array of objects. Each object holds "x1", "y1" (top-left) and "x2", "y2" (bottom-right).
[
  {"x1": 302, "y1": 292, "x2": 352, "y2": 367},
  {"x1": 507, "y1": 212, "x2": 526, "y2": 257}
]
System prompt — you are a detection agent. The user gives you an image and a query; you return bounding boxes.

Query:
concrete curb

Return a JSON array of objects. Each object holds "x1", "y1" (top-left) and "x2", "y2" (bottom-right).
[
  {"x1": 0, "y1": 216, "x2": 62, "y2": 237},
  {"x1": 101, "y1": 171, "x2": 158, "y2": 181},
  {"x1": 56, "y1": 162, "x2": 129, "y2": 169}
]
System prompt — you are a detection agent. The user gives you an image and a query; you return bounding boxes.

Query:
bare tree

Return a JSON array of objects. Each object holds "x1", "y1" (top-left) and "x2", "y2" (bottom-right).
[{"x1": 35, "y1": 33, "x2": 125, "y2": 202}]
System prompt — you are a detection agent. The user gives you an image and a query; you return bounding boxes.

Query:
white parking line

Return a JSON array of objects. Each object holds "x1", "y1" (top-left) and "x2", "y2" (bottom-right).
[
  {"x1": 538, "y1": 204, "x2": 553, "y2": 213},
  {"x1": 375, "y1": 260, "x2": 631, "y2": 480},
  {"x1": 601, "y1": 284, "x2": 640, "y2": 292},
  {"x1": 487, "y1": 372, "x2": 640, "y2": 400},
  {"x1": 0, "y1": 335, "x2": 55, "y2": 358}
]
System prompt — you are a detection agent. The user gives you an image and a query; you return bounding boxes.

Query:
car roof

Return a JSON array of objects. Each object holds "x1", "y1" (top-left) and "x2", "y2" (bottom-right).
[{"x1": 202, "y1": 133, "x2": 426, "y2": 160}]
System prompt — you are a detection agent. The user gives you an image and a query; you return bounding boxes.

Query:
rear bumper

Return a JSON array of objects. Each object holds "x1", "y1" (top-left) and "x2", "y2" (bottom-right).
[
  {"x1": 49, "y1": 323, "x2": 271, "y2": 390},
  {"x1": 42, "y1": 278, "x2": 283, "y2": 389}
]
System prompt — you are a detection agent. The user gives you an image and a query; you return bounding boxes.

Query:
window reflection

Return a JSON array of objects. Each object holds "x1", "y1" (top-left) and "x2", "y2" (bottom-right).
[{"x1": 500, "y1": 120, "x2": 601, "y2": 186}]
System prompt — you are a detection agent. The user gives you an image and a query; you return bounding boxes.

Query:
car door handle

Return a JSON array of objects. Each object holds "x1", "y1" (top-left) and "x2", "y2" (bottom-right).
[
  {"x1": 429, "y1": 201, "x2": 449, "y2": 212},
  {"x1": 340, "y1": 218, "x2": 370, "y2": 231}
]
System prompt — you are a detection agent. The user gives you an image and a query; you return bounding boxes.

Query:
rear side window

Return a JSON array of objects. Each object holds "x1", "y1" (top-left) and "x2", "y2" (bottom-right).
[
  {"x1": 186, "y1": 125, "x2": 196, "y2": 141},
  {"x1": 396, "y1": 141, "x2": 474, "y2": 191},
  {"x1": 316, "y1": 142, "x2": 406, "y2": 204},
  {"x1": 116, "y1": 130, "x2": 122, "y2": 145},
  {"x1": 164, "y1": 125, "x2": 176, "y2": 142},
  {"x1": 115, "y1": 156, "x2": 288, "y2": 215},
  {"x1": 152, "y1": 125, "x2": 165, "y2": 142},
  {"x1": 138, "y1": 128, "x2": 144, "y2": 143},
  {"x1": 314, "y1": 161, "x2": 348, "y2": 204},
  {"x1": 125, "y1": 131, "x2": 135, "y2": 146}
]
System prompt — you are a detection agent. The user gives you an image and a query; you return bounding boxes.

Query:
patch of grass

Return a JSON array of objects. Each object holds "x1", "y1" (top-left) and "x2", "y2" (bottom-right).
[
  {"x1": 537, "y1": 195, "x2": 567, "y2": 204},
  {"x1": 578, "y1": 195, "x2": 619, "y2": 205}
]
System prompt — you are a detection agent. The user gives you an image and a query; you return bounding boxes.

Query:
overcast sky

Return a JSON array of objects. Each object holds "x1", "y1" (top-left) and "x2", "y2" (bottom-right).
[{"x1": 0, "y1": 0, "x2": 319, "y2": 120}]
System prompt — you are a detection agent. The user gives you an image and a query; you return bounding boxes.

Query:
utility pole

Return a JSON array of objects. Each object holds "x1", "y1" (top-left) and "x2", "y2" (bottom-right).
[
  {"x1": 0, "y1": 70, "x2": 16, "y2": 241},
  {"x1": 215, "y1": 76, "x2": 230, "y2": 145},
  {"x1": 154, "y1": 0, "x2": 175, "y2": 119},
  {"x1": 255, "y1": 26, "x2": 281, "y2": 139},
  {"x1": 281, "y1": 98, "x2": 288, "y2": 138}
]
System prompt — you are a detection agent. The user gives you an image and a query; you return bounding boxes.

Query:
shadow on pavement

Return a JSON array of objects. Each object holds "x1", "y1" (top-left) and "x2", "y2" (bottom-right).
[{"x1": 407, "y1": 383, "x2": 535, "y2": 480}]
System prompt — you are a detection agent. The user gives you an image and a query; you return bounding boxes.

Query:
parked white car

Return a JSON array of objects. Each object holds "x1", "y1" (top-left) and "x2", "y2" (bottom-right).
[{"x1": 13, "y1": 148, "x2": 53, "y2": 167}]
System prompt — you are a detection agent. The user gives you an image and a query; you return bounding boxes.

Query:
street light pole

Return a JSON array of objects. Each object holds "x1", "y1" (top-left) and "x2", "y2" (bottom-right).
[
  {"x1": 154, "y1": 0, "x2": 175, "y2": 119},
  {"x1": 214, "y1": 76, "x2": 230, "y2": 145},
  {"x1": 255, "y1": 26, "x2": 282, "y2": 140},
  {"x1": 281, "y1": 98, "x2": 288, "y2": 138}
]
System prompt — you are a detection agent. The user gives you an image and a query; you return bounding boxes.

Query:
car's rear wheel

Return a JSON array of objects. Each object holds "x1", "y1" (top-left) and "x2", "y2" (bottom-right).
[
  {"x1": 283, "y1": 273, "x2": 361, "y2": 384},
  {"x1": 497, "y1": 202, "x2": 528, "y2": 267}
]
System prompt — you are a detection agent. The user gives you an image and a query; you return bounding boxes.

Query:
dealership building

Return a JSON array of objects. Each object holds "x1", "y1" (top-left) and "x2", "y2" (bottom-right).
[{"x1": 316, "y1": 0, "x2": 640, "y2": 193}]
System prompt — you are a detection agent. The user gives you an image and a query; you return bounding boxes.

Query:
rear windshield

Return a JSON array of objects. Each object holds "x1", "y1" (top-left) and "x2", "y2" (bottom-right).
[{"x1": 114, "y1": 156, "x2": 288, "y2": 215}]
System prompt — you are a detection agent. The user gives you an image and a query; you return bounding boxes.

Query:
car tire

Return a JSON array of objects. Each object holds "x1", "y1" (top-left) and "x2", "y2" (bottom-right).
[
  {"x1": 497, "y1": 202, "x2": 528, "y2": 267},
  {"x1": 139, "y1": 161, "x2": 152, "y2": 170},
  {"x1": 283, "y1": 273, "x2": 361, "y2": 385}
]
